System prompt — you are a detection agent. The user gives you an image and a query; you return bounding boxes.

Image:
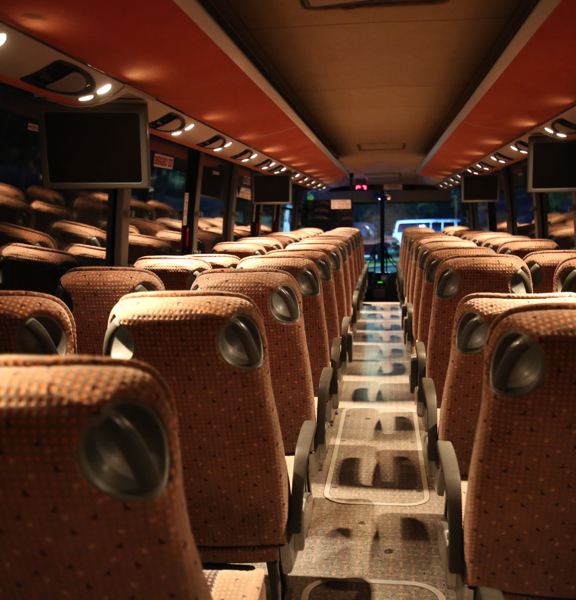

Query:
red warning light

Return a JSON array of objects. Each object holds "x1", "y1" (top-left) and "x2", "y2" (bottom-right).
[{"x1": 355, "y1": 184, "x2": 368, "y2": 191}]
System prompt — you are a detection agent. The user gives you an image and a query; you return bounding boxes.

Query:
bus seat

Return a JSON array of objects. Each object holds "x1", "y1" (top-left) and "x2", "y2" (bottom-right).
[
  {"x1": 128, "y1": 233, "x2": 173, "y2": 264},
  {"x1": 442, "y1": 226, "x2": 468, "y2": 235},
  {"x1": 195, "y1": 253, "x2": 240, "y2": 269},
  {"x1": 130, "y1": 198, "x2": 155, "y2": 220},
  {"x1": 30, "y1": 200, "x2": 71, "y2": 233},
  {"x1": 0, "y1": 195, "x2": 35, "y2": 228},
  {"x1": 264, "y1": 235, "x2": 287, "y2": 248},
  {"x1": 237, "y1": 237, "x2": 283, "y2": 251},
  {"x1": 198, "y1": 229, "x2": 222, "y2": 253},
  {"x1": 0, "y1": 355, "x2": 267, "y2": 600},
  {"x1": 0, "y1": 243, "x2": 79, "y2": 295},
  {"x1": 155, "y1": 229, "x2": 182, "y2": 252},
  {"x1": 0, "y1": 182, "x2": 26, "y2": 202},
  {"x1": 549, "y1": 225, "x2": 575, "y2": 249},
  {"x1": 320, "y1": 232, "x2": 360, "y2": 296},
  {"x1": 212, "y1": 241, "x2": 267, "y2": 259},
  {"x1": 438, "y1": 292, "x2": 576, "y2": 480},
  {"x1": 0, "y1": 222, "x2": 57, "y2": 249},
  {"x1": 66, "y1": 243, "x2": 107, "y2": 266},
  {"x1": 417, "y1": 248, "x2": 496, "y2": 348},
  {"x1": 458, "y1": 230, "x2": 485, "y2": 241},
  {"x1": 51, "y1": 220, "x2": 107, "y2": 250},
  {"x1": 427, "y1": 255, "x2": 532, "y2": 401},
  {"x1": 129, "y1": 217, "x2": 167, "y2": 237},
  {"x1": 134, "y1": 256, "x2": 211, "y2": 290},
  {"x1": 72, "y1": 193, "x2": 107, "y2": 227},
  {"x1": 238, "y1": 255, "x2": 331, "y2": 398},
  {"x1": 147, "y1": 199, "x2": 175, "y2": 219},
  {"x1": 480, "y1": 234, "x2": 529, "y2": 251},
  {"x1": 437, "y1": 304, "x2": 576, "y2": 597},
  {"x1": 497, "y1": 238, "x2": 559, "y2": 258},
  {"x1": 103, "y1": 292, "x2": 311, "y2": 598},
  {"x1": 523, "y1": 250, "x2": 576, "y2": 292},
  {"x1": 469, "y1": 231, "x2": 513, "y2": 246},
  {"x1": 266, "y1": 233, "x2": 296, "y2": 246},
  {"x1": 0, "y1": 290, "x2": 76, "y2": 354},
  {"x1": 553, "y1": 257, "x2": 576, "y2": 293},
  {"x1": 156, "y1": 217, "x2": 183, "y2": 231},
  {"x1": 25, "y1": 185, "x2": 65, "y2": 206},
  {"x1": 59, "y1": 266, "x2": 164, "y2": 354}
]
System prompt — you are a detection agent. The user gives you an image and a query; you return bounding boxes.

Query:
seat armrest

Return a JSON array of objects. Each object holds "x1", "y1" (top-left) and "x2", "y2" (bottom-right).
[
  {"x1": 404, "y1": 303, "x2": 414, "y2": 344},
  {"x1": 437, "y1": 441, "x2": 465, "y2": 576},
  {"x1": 287, "y1": 420, "x2": 317, "y2": 535},
  {"x1": 475, "y1": 589, "x2": 505, "y2": 600},
  {"x1": 418, "y1": 377, "x2": 438, "y2": 461},
  {"x1": 330, "y1": 337, "x2": 341, "y2": 393},
  {"x1": 315, "y1": 367, "x2": 332, "y2": 445},
  {"x1": 410, "y1": 341, "x2": 426, "y2": 393},
  {"x1": 341, "y1": 317, "x2": 351, "y2": 363}
]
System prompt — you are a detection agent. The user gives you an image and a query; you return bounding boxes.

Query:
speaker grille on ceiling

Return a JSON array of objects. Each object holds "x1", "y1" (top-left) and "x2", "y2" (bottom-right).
[{"x1": 302, "y1": 0, "x2": 445, "y2": 8}]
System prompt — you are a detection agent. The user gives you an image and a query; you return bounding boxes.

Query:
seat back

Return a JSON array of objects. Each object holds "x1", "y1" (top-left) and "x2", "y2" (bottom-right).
[
  {"x1": 0, "y1": 243, "x2": 79, "y2": 295},
  {"x1": 266, "y1": 233, "x2": 295, "y2": 246},
  {"x1": 30, "y1": 200, "x2": 72, "y2": 233},
  {"x1": 212, "y1": 241, "x2": 267, "y2": 258},
  {"x1": 129, "y1": 217, "x2": 167, "y2": 237},
  {"x1": 26, "y1": 186, "x2": 65, "y2": 206},
  {"x1": 155, "y1": 229, "x2": 182, "y2": 252},
  {"x1": 147, "y1": 199, "x2": 175, "y2": 219},
  {"x1": 523, "y1": 250, "x2": 576, "y2": 292},
  {"x1": 0, "y1": 290, "x2": 76, "y2": 354},
  {"x1": 133, "y1": 257, "x2": 212, "y2": 290},
  {"x1": 417, "y1": 247, "x2": 495, "y2": 345},
  {"x1": 193, "y1": 269, "x2": 315, "y2": 453},
  {"x1": 156, "y1": 217, "x2": 183, "y2": 231},
  {"x1": 269, "y1": 249, "x2": 339, "y2": 343},
  {"x1": 238, "y1": 256, "x2": 329, "y2": 395},
  {"x1": 553, "y1": 257, "x2": 576, "y2": 292},
  {"x1": 0, "y1": 222, "x2": 57, "y2": 248},
  {"x1": 464, "y1": 303, "x2": 576, "y2": 596},
  {"x1": 398, "y1": 230, "x2": 436, "y2": 291},
  {"x1": 128, "y1": 233, "x2": 173, "y2": 264},
  {"x1": 195, "y1": 254, "x2": 241, "y2": 268},
  {"x1": 442, "y1": 226, "x2": 468, "y2": 235},
  {"x1": 497, "y1": 238, "x2": 559, "y2": 257},
  {"x1": 549, "y1": 225, "x2": 575, "y2": 249},
  {"x1": 0, "y1": 355, "x2": 213, "y2": 600},
  {"x1": 427, "y1": 254, "x2": 531, "y2": 399},
  {"x1": 480, "y1": 234, "x2": 529, "y2": 250},
  {"x1": 0, "y1": 195, "x2": 35, "y2": 228},
  {"x1": 0, "y1": 182, "x2": 26, "y2": 202},
  {"x1": 59, "y1": 267, "x2": 164, "y2": 354},
  {"x1": 238, "y1": 237, "x2": 283, "y2": 251},
  {"x1": 441, "y1": 292, "x2": 576, "y2": 477},
  {"x1": 65, "y1": 244, "x2": 107, "y2": 266},
  {"x1": 104, "y1": 291, "x2": 289, "y2": 552},
  {"x1": 50, "y1": 220, "x2": 107, "y2": 250}
]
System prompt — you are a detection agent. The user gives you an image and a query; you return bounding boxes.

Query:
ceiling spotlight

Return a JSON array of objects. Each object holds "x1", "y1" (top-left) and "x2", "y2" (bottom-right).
[
  {"x1": 78, "y1": 95, "x2": 94, "y2": 102},
  {"x1": 490, "y1": 156, "x2": 498, "y2": 162},
  {"x1": 476, "y1": 164, "x2": 483, "y2": 169},
  {"x1": 242, "y1": 158, "x2": 249, "y2": 162},
  {"x1": 185, "y1": 123, "x2": 195, "y2": 131},
  {"x1": 269, "y1": 162, "x2": 276, "y2": 168},
  {"x1": 544, "y1": 127, "x2": 554, "y2": 134},
  {"x1": 224, "y1": 141, "x2": 232, "y2": 148},
  {"x1": 520, "y1": 149, "x2": 528, "y2": 154},
  {"x1": 213, "y1": 147, "x2": 222, "y2": 151},
  {"x1": 281, "y1": 167, "x2": 287, "y2": 172},
  {"x1": 303, "y1": 177, "x2": 309, "y2": 182},
  {"x1": 483, "y1": 166, "x2": 489, "y2": 171},
  {"x1": 467, "y1": 168, "x2": 473, "y2": 173},
  {"x1": 557, "y1": 132, "x2": 567, "y2": 138},
  {"x1": 456, "y1": 174, "x2": 462, "y2": 179},
  {"x1": 0, "y1": 33, "x2": 7, "y2": 47},
  {"x1": 498, "y1": 159, "x2": 505, "y2": 163},
  {"x1": 510, "y1": 145, "x2": 518, "y2": 152},
  {"x1": 96, "y1": 83, "x2": 112, "y2": 95},
  {"x1": 473, "y1": 171, "x2": 479, "y2": 175},
  {"x1": 273, "y1": 170, "x2": 281, "y2": 174},
  {"x1": 171, "y1": 131, "x2": 183, "y2": 136},
  {"x1": 262, "y1": 165, "x2": 269, "y2": 170},
  {"x1": 516, "y1": 141, "x2": 529, "y2": 155},
  {"x1": 250, "y1": 153, "x2": 258, "y2": 159}
]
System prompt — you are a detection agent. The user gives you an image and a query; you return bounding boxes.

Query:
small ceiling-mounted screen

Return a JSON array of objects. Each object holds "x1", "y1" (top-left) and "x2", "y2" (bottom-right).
[
  {"x1": 529, "y1": 136, "x2": 576, "y2": 192},
  {"x1": 41, "y1": 103, "x2": 150, "y2": 189},
  {"x1": 462, "y1": 175, "x2": 499, "y2": 203},
  {"x1": 253, "y1": 175, "x2": 292, "y2": 204}
]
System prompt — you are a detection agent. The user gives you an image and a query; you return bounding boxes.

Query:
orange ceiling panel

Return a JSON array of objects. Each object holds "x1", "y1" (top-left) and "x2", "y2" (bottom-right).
[
  {"x1": 0, "y1": 0, "x2": 345, "y2": 181},
  {"x1": 420, "y1": 0, "x2": 576, "y2": 179}
]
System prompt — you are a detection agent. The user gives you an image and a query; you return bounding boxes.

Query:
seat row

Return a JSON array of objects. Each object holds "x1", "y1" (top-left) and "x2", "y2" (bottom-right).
[
  {"x1": 398, "y1": 225, "x2": 576, "y2": 600},
  {"x1": 0, "y1": 226, "x2": 368, "y2": 600}
]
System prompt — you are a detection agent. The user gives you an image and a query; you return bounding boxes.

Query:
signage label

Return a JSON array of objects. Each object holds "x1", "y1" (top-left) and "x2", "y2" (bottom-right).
[
  {"x1": 153, "y1": 153, "x2": 174, "y2": 170},
  {"x1": 331, "y1": 199, "x2": 352, "y2": 210}
]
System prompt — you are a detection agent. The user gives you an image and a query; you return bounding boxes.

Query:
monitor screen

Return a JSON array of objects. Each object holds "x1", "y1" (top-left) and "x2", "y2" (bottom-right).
[
  {"x1": 462, "y1": 174, "x2": 499, "y2": 202},
  {"x1": 201, "y1": 166, "x2": 226, "y2": 200},
  {"x1": 41, "y1": 103, "x2": 150, "y2": 188},
  {"x1": 529, "y1": 136, "x2": 576, "y2": 192},
  {"x1": 253, "y1": 174, "x2": 292, "y2": 204}
]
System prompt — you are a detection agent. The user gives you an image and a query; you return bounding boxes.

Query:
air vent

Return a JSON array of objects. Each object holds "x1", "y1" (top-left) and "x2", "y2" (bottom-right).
[
  {"x1": 302, "y1": 0, "x2": 443, "y2": 8},
  {"x1": 358, "y1": 143, "x2": 405, "y2": 151}
]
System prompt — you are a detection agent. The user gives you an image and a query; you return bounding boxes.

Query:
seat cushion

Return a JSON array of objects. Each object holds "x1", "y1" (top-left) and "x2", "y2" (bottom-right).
[{"x1": 204, "y1": 569, "x2": 266, "y2": 600}]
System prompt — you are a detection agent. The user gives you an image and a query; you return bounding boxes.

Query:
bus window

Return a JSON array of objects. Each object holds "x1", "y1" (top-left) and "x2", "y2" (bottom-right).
[
  {"x1": 510, "y1": 160, "x2": 534, "y2": 234},
  {"x1": 261, "y1": 204, "x2": 274, "y2": 232},
  {"x1": 279, "y1": 204, "x2": 293, "y2": 232},
  {"x1": 235, "y1": 168, "x2": 253, "y2": 227},
  {"x1": 200, "y1": 155, "x2": 231, "y2": 232}
]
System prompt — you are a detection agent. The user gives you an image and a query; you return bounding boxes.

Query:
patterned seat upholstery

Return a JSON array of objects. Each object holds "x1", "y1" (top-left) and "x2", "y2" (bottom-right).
[
  {"x1": 410, "y1": 240, "x2": 477, "y2": 338},
  {"x1": 497, "y1": 238, "x2": 559, "y2": 258},
  {"x1": 129, "y1": 217, "x2": 167, "y2": 237},
  {"x1": 0, "y1": 182, "x2": 26, "y2": 202},
  {"x1": 552, "y1": 257, "x2": 576, "y2": 292},
  {"x1": 195, "y1": 254, "x2": 241, "y2": 269},
  {"x1": 426, "y1": 255, "x2": 531, "y2": 400},
  {"x1": 405, "y1": 235, "x2": 453, "y2": 303},
  {"x1": 212, "y1": 242, "x2": 267, "y2": 259},
  {"x1": 192, "y1": 270, "x2": 317, "y2": 453},
  {"x1": 59, "y1": 267, "x2": 164, "y2": 354},
  {"x1": 330, "y1": 228, "x2": 365, "y2": 284},
  {"x1": 0, "y1": 355, "x2": 270, "y2": 600},
  {"x1": 103, "y1": 292, "x2": 304, "y2": 573},
  {"x1": 549, "y1": 225, "x2": 575, "y2": 249},
  {"x1": 130, "y1": 198, "x2": 155, "y2": 220},
  {"x1": 442, "y1": 226, "x2": 468, "y2": 235},
  {"x1": 314, "y1": 236, "x2": 355, "y2": 311},
  {"x1": 30, "y1": 200, "x2": 72, "y2": 233},
  {"x1": 417, "y1": 248, "x2": 495, "y2": 346},
  {"x1": 155, "y1": 229, "x2": 182, "y2": 252},
  {"x1": 128, "y1": 233, "x2": 173, "y2": 264},
  {"x1": 480, "y1": 235, "x2": 529, "y2": 251},
  {"x1": 0, "y1": 223, "x2": 57, "y2": 248},
  {"x1": 72, "y1": 193, "x2": 107, "y2": 227},
  {"x1": 147, "y1": 200, "x2": 176, "y2": 219},
  {"x1": 238, "y1": 237, "x2": 283, "y2": 251},
  {"x1": 440, "y1": 292, "x2": 576, "y2": 478},
  {"x1": 0, "y1": 243, "x2": 79, "y2": 296},
  {"x1": 26, "y1": 185, "x2": 65, "y2": 206},
  {"x1": 266, "y1": 233, "x2": 295, "y2": 246},
  {"x1": 65, "y1": 244, "x2": 107, "y2": 266},
  {"x1": 133, "y1": 256, "x2": 212, "y2": 290},
  {"x1": 51, "y1": 221, "x2": 107, "y2": 250},
  {"x1": 0, "y1": 195, "x2": 35, "y2": 228},
  {"x1": 0, "y1": 290, "x2": 76, "y2": 354},
  {"x1": 398, "y1": 229, "x2": 436, "y2": 297},
  {"x1": 238, "y1": 256, "x2": 330, "y2": 395},
  {"x1": 459, "y1": 303, "x2": 576, "y2": 597},
  {"x1": 469, "y1": 232, "x2": 511, "y2": 246},
  {"x1": 320, "y1": 231, "x2": 362, "y2": 290},
  {"x1": 156, "y1": 217, "x2": 183, "y2": 231},
  {"x1": 459, "y1": 230, "x2": 485, "y2": 241},
  {"x1": 523, "y1": 250, "x2": 576, "y2": 292}
]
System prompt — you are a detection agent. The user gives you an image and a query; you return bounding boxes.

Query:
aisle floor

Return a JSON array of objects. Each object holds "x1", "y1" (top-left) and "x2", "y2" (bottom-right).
[{"x1": 285, "y1": 301, "x2": 452, "y2": 600}]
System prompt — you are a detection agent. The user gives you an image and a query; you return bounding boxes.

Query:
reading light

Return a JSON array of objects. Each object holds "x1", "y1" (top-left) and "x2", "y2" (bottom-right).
[
  {"x1": 0, "y1": 33, "x2": 7, "y2": 47},
  {"x1": 281, "y1": 167, "x2": 287, "y2": 172},
  {"x1": 78, "y1": 95, "x2": 94, "y2": 102},
  {"x1": 224, "y1": 141, "x2": 232, "y2": 148},
  {"x1": 262, "y1": 165, "x2": 269, "y2": 169},
  {"x1": 520, "y1": 149, "x2": 528, "y2": 154},
  {"x1": 510, "y1": 145, "x2": 518, "y2": 152},
  {"x1": 557, "y1": 132, "x2": 567, "y2": 138},
  {"x1": 269, "y1": 162, "x2": 276, "y2": 168},
  {"x1": 499, "y1": 159, "x2": 505, "y2": 163},
  {"x1": 544, "y1": 127, "x2": 554, "y2": 134},
  {"x1": 456, "y1": 174, "x2": 462, "y2": 179},
  {"x1": 171, "y1": 131, "x2": 183, "y2": 136},
  {"x1": 96, "y1": 83, "x2": 112, "y2": 95},
  {"x1": 490, "y1": 156, "x2": 498, "y2": 162},
  {"x1": 242, "y1": 158, "x2": 249, "y2": 162},
  {"x1": 303, "y1": 177, "x2": 309, "y2": 182},
  {"x1": 213, "y1": 147, "x2": 222, "y2": 151},
  {"x1": 516, "y1": 141, "x2": 529, "y2": 155},
  {"x1": 467, "y1": 168, "x2": 473, "y2": 173},
  {"x1": 273, "y1": 170, "x2": 281, "y2": 174},
  {"x1": 476, "y1": 164, "x2": 483, "y2": 169},
  {"x1": 185, "y1": 124, "x2": 195, "y2": 131},
  {"x1": 473, "y1": 171, "x2": 479, "y2": 175},
  {"x1": 250, "y1": 153, "x2": 258, "y2": 159}
]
